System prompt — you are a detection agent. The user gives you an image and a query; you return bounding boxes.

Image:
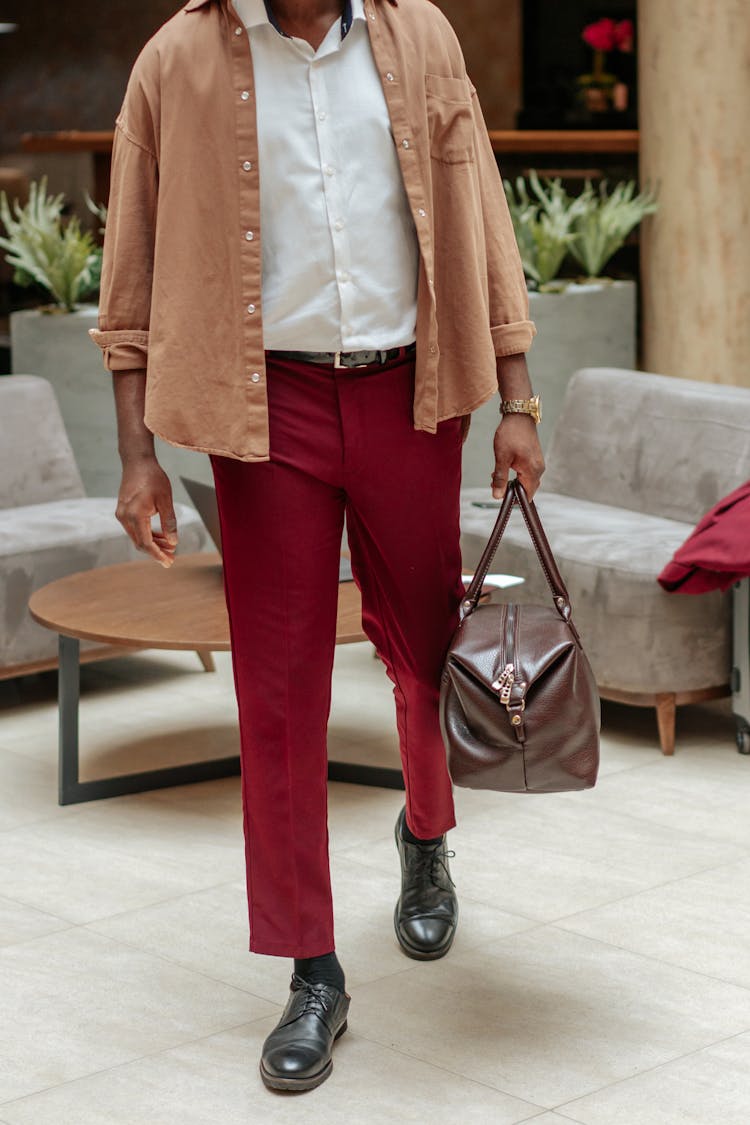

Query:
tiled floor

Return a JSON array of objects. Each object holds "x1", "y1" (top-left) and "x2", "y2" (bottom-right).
[{"x1": 1, "y1": 642, "x2": 749, "y2": 1123}]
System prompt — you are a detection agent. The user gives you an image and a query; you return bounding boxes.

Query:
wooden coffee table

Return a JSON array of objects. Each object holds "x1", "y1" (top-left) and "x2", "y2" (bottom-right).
[
  {"x1": 29, "y1": 552, "x2": 515, "y2": 805},
  {"x1": 28, "y1": 552, "x2": 392, "y2": 804}
]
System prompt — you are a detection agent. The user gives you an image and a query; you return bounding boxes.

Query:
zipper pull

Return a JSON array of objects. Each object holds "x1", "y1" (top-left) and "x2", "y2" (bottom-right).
[{"x1": 491, "y1": 664, "x2": 515, "y2": 704}]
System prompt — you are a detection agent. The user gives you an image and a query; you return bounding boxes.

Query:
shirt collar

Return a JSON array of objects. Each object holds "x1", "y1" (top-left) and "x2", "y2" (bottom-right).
[{"x1": 223, "y1": 0, "x2": 361, "y2": 38}]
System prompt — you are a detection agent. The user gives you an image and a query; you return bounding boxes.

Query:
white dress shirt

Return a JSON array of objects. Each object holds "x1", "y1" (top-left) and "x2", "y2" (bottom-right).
[{"x1": 232, "y1": 0, "x2": 419, "y2": 351}]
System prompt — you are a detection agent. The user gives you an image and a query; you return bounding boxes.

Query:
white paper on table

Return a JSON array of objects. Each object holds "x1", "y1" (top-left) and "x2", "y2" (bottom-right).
[{"x1": 461, "y1": 573, "x2": 525, "y2": 590}]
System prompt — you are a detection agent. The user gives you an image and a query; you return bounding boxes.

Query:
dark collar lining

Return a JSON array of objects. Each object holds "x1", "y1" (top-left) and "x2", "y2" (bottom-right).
[{"x1": 262, "y1": 0, "x2": 354, "y2": 40}]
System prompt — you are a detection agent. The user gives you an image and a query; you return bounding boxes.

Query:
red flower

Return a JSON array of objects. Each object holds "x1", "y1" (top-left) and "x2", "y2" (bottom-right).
[
  {"x1": 614, "y1": 19, "x2": 634, "y2": 52},
  {"x1": 582, "y1": 18, "x2": 617, "y2": 53}
]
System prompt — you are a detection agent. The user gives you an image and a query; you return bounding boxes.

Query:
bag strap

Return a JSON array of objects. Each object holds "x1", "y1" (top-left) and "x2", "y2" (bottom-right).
[{"x1": 462, "y1": 480, "x2": 574, "y2": 622}]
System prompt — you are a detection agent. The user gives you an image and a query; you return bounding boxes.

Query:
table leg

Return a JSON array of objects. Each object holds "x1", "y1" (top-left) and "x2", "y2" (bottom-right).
[
  {"x1": 326, "y1": 761, "x2": 404, "y2": 790},
  {"x1": 55, "y1": 632, "x2": 402, "y2": 803},
  {"x1": 58, "y1": 634, "x2": 81, "y2": 805},
  {"x1": 56, "y1": 634, "x2": 241, "y2": 805}
]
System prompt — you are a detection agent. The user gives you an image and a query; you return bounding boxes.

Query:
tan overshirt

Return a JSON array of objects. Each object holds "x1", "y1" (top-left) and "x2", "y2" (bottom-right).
[{"x1": 90, "y1": 0, "x2": 536, "y2": 461}]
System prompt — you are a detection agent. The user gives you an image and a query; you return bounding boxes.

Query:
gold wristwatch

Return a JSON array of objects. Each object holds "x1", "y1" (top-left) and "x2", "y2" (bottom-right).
[{"x1": 500, "y1": 394, "x2": 542, "y2": 424}]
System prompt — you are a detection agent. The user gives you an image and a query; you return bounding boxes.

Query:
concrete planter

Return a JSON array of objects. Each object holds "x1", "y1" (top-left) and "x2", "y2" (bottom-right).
[
  {"x1": 10, "y1": 305, "x2": 212, "y2": 505},
  {"x1": 461, "y1": 279, "x2": 637, "y2": 488}
]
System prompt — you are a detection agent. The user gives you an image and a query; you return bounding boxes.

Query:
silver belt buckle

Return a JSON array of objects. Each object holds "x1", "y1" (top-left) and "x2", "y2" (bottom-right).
[{"x1": 334, "y1": 350, "x2": 375, "y2": 369}]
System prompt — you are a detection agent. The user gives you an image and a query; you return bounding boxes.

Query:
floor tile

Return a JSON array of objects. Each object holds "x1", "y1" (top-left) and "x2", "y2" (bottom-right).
[
  {"x1": 350, "y1": 926, "x2": 750, "y2": 1106},
  {"x1": 0, "y1": 927, "x2": 275, "y2": 1103},
  {"x1": 85, "y1": 850, "x2": 538, "y2": 1002},
  {"x1": 564, "y1": 760, "x2": 750, "y2": 849},
  {"x1": 339, "y1": 790, "x2": 744, "y2": 924},
  {"x1": 516, "y1": 1115, "x2": 585, "y2": 1125},
  {"x1": 560, "y1": 1030, "x2": 750, "y2": 1124},
  {"x1": 556, "y1": 856, "x2": 750, "y2": 989},
  {"x1": 0, "y1": 749, "x2": 67, "y2": 831},
  {"x1": 85, "y1": 881, "x2": 290, "y2": 1005},
  {"x1": 0, "y1": 1021, "x2": 542, "y2": 1125},
  {"x1": 0, "y1": 896, "x2": 70, "y2": 948},
  {"x1": 0, "y1": 798, "x2": 244, "y2": 924}
]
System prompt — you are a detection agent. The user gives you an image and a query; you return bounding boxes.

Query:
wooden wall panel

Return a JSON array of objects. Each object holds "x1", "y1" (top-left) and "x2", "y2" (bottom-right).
[{"x1": 434, "y1": 0, "x2": 522, "y2": 129}]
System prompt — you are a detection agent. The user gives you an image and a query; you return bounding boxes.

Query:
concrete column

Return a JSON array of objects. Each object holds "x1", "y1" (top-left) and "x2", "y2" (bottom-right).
[{"x1": 638, "y1": 0, "x2": 750, "y2": 386}]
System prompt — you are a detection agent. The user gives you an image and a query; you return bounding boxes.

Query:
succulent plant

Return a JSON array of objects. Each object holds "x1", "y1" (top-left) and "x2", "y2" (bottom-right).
[
  {"x1": 0, "y1": 177, "x2": 103, "y2": 311},
  {"x1": 504, "y1": 171, "x2": 586, "y2": 289},
  {"x1": 569, "y1": 178, "x2": 659, "y2": 279},
  {"x1": 505, "y1": 172, "x2": 658, "y2": 288}
]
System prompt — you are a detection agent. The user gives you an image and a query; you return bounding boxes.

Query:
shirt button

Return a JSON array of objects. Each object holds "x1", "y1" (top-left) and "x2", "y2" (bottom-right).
[
  {"x1": 235, "y1": 26, "x2": 243, "y2": 36},
  {"x1": 242, "y1": 160, "x2": 252, "y2": 171},
  {"x1": 245, "y1": 231, "x2": 254, "y2": 241},
  {"x1": 324, "y1": 165, "x2": 335, "y2": 176},
  {"x1": 340, "y1": 271, "x2": 350, "y2": 283},
  {"x1": 418, "y1": 208, "x2": 427, "y2": 217},
  {"x1": 247, "y1": 304, "x2": 256, "y2": 314},
  {"x1": 334, "y1": 220, "x2": 344, "y2": 231},
  {"x1": 318, "y1": 110, "x2": 327, "y2": 121},
  {"x1": 240, "y1": 90, "x2": 250, "y2": 101},
  {"x1": 250, "y1": 373, "x2": 261, "y2": 384},
  {"x1": 429, "y1": 344, "x2": 437, "y2": 354},
  {"x1": 402, "y1": 139, "x2": 410, "y2": 149},
  {"x1": 386, "y1": 72, "x2": 395, "y2": 82}
]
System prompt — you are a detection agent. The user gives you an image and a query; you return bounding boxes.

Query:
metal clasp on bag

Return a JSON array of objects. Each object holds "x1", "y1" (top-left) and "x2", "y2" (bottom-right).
[{"x1": 492, "y1": 664, "x2": 516, "y2": 706}]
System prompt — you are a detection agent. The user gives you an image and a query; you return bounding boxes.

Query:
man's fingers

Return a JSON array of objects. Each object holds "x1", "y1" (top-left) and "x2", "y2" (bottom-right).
[
  {"x1": 116, "y1": 465, "x2": 177, "y2": 568},
  {"x1": 491, "y1": 462, "x2": 510, "y2": 499},
  {"x1": 515, "y1": 465, "x2": 543, "y2": 501},
  {"x1": 118, "y1": 506, "x2": 174, "y2": 567},
  {"x1": 136, "y1": 513, "x2": 175, "y2": 567},
  {"x1": 157, "y1": 495, "x2": 179, "y2": 545}
]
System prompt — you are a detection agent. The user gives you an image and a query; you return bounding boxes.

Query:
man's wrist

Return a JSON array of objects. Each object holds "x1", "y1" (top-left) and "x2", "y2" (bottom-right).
[
  {"x1": 119, "y1": 442, "x2": 157, "y2": 467},
  {"x1": 496, "y1": 352, "x2": 533, "y2": 401}
]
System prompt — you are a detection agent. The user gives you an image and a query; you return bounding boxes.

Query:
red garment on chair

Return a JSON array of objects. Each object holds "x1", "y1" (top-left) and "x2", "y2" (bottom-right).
[{"x1": 657, "y1": 481, "x2": 750, "y2": 594}]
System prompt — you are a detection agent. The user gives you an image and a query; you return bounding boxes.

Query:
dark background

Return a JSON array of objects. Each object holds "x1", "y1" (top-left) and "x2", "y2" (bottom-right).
[
  {"x1": 0, "y1": 0, "x2": 637, "y2": 155},
  {"x1": 521, "y1": 0, "x2": 637, "y2": 128}
]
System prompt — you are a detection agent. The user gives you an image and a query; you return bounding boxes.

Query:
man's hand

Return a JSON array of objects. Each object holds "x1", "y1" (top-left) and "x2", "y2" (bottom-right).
[
  {"x1": 492, "y1": 414, "x2": 545, "y2": 500},
  {"x1": 111, "y1": 370, "x2": 177, "y2": 567},
  {"x1": 492, "y1": 351, "x2": 545, "y2": 499},
  {"x1": 116, "y1": 455, "x2": 178, "y2": 567}
]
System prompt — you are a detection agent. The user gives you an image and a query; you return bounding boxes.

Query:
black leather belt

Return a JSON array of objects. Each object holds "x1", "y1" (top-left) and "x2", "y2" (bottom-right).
[{"x1": 269, "y1": 343, "x2": 416, "y2": 369}]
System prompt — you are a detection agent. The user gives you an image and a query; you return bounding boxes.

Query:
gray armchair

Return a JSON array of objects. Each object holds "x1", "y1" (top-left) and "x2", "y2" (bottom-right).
[
  {"x1": 460, "y1": 367, "x2": 750, "y2": 754},
  {"x1": 0, "y1": 374, "x2": 208, "y2": 678}
]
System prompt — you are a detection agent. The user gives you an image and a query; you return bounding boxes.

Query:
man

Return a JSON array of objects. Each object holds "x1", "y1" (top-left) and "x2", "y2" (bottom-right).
[{"x1": 91, "y1": 0, "x2": 544, "y2": 1094}]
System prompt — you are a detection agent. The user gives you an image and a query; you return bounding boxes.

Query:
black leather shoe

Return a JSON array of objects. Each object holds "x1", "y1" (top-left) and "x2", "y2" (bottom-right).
[
  {"x1": 260, "y1": 974, "x2": 350, "y2": 1092},
  {"x1": 394, "y1": 806, "x2": 458, "y2": 960}
]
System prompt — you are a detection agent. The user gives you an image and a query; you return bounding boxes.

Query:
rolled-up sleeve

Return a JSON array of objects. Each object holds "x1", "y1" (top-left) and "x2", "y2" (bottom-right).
[
  {"x1": 89, "y1": 118, "x2": 158, "y2": 373},
  {"x1": 471, "y1": 91, "x2": 536, "y2": 358}
]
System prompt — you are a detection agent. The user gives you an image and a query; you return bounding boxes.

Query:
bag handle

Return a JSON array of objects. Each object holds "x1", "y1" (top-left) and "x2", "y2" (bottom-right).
[{"x1": 462, "y1": 480, "x2": 573, "y2": 622}]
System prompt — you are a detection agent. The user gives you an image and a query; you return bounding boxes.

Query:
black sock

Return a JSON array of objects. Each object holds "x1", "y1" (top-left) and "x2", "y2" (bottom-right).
[
  {"x1": 294, "y1": 951, "x2": 345, "y2": 992},
  {"x1": 401, "y1": 817, "x2": 443, "y2": 848}
]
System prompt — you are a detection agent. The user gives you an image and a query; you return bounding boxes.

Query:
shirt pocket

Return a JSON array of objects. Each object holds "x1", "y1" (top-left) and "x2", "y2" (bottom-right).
[{"x1": 425, "y1": 73, "x2": 475, "y2": 165}]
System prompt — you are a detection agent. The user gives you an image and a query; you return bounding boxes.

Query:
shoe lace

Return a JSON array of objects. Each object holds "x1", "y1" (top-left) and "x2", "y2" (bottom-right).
[
  {"x1": 291, "y1": 976, "x2": 335, "y2": 1019},
  {"x1": 411, "y1": 843, "x2": 456, "y2": 890},
  {"x1": 432, "y1": 847, "x2": 456, "y2": 889}
]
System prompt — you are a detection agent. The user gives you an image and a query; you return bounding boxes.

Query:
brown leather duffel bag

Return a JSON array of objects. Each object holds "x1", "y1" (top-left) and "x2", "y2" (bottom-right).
[{"x1": 440, "y1": 480, "x2": 600, "y2": 793}]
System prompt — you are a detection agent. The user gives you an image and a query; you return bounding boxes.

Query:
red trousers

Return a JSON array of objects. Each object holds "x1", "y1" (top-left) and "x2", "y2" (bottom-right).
[{"x1": 210, "y1": 353, "x2": 464, "y2": 957}]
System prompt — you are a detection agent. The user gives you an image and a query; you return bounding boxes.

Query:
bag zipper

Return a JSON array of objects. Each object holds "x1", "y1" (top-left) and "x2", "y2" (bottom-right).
[
  {"x1": 491, "y1": 604, "x2": 527, "y2": 740},
  {"x1": 491, "y1": 604, "x2": 512, "y2": 698}
]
